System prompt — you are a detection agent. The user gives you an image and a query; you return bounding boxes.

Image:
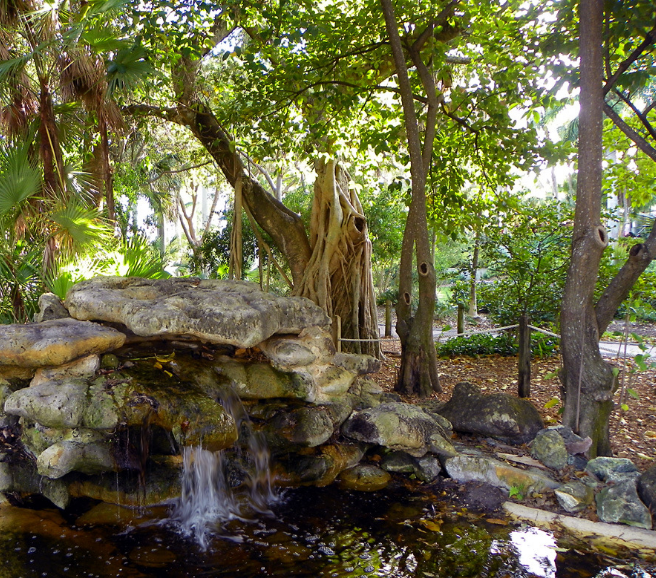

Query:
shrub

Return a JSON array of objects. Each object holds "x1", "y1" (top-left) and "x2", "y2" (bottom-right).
[
  {"x1": 477, "y1": 199, "x2": 571, "y2": 328},
  {"x1": 437, "y1": 331, "x2": 559, "y2": 358}
]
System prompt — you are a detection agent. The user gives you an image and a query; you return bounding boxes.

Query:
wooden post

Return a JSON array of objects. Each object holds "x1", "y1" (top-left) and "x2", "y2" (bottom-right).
[
  {"x1": 457, "y1": 304, "x2": 465, "y2": 335},
  {"x1": 335, "y1": 315, "x2": 342, "y2": 352},
  {"x1": 385, "y1": 299, "x2": 392, "y2": 337},
  {"x1": 518, "y1": 314, "x2": 531, "y2": 398}
]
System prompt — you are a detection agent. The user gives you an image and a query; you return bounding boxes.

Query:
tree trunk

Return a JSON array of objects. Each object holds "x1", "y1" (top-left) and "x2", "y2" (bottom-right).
[
  {"x1": 381, "y1": 0, "x2": 439, "y2": 396},
  {"x1": 38, "y1": 79, "x2": 65, "y2": 197},
  {"x1": 229, "y1": 177, "x2": 243, "y2": 280},
  {"x1": 560, "y1": 0, "x2": 615, "y2": 457},
  {"x1": 98, "y1": 115, "x2": 115, "y2": 222},
  {"x1": 294, "y1": 158, "x2": 379, "y2": 356},
  {"x1": 468, "y1": 237, "x2": 480, "y2": 317},
  {"x1": 128, "y1": 98, "x2": 380, "y2": 357},
  {"x1": 518, "y1": 314, "x2": 531, "y2": 398}
]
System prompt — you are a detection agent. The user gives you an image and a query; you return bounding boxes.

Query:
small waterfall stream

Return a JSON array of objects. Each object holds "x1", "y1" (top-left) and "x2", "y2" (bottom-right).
[{"x1": 172, "y1": 388, "x2": 279, "y2": 548}]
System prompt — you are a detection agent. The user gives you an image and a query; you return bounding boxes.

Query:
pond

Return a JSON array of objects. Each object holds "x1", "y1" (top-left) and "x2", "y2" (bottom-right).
[{"x1": 0, "y1": 484, "x2": 652, "y2": 578}]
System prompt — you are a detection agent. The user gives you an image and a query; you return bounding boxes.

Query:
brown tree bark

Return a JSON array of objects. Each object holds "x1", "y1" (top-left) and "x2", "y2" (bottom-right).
[
  {"x1": 98, "y1": 115, "x2": 115, "y2": 221},
  {"x1": 176, "y1": 105, "x2": 313, "y2": 288},
  {"x1": 294, "y1": 158, "x2": 379, "y2": 356},
  {"x1": 560, "y1": 0, "x2": 615, "y2": 457},
  {"x1": 381, "y1": 0, "x2": 440, "y2": 396},
  {"x1": 38, "y1": 79, "x2": 65, "y2": 197}
]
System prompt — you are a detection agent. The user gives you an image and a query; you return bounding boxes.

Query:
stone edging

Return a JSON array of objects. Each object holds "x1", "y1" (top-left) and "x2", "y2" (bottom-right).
[{"x1": 503, "y1": 501, "x2": 656, "y2": 558}]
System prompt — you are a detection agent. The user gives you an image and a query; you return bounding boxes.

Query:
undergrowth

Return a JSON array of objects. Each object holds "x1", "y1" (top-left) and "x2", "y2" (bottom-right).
[{"x1": 437, "y1": 332, "x2": 559, "y2": 358}]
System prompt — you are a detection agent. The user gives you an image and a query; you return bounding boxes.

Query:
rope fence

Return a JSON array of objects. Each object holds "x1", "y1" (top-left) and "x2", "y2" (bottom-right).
[{"x1": 335, "y1": 313, "x2": 561, "y2": 398}]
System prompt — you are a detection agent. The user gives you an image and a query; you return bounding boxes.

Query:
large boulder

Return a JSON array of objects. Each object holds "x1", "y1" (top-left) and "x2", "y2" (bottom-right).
[
  {"x1": 65, "y1": 277, "x2": 330, "y2": 348},
  {"x1": 264, "y1": 405, "x2": 335, "y2": 449},
  {"x1": 214, "y1": 357, "x2": 314, "y2": 401},
  {"x1": 37, "y1": 439, "x2": 116, "y2": 479},
  {"x1": 586, "y1": 457, "x2": 639, "y2": 482},
  {"x1": 596, "y1": 478, "x2": 652, "y2": 529},
  {"x1": 5, "y1": 372, "x2": 239, "y2": 456},
  {"x1": 437, "y1": 382, "x2": 544, "y2": 444},
  {"x1": 31, "y1": 355, "x2": 100, "y2": 387},
  {"x1": 341, "y1": 402, "x2": 456, "y2": 458},
  {"x1": 444, "y1": 454, "x2": 560, "y2": 494},
  {"x1": 555, "y1": 480, "x2": 595, "y2": 513},
  {"x1": 260, "y1": 326, "x2": 336, "y2": 368},
  {"x1": 5, "y1": 379, "x2": 90, "y2": 428},
  {"x1": 0, "y1": 318, "x2": 125, "y2": 368}
]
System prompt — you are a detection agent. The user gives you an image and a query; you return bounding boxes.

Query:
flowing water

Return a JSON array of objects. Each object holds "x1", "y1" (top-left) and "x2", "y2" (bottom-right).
[{"x1": 171, "y1": 387, "x2": 279, "y2": 548}]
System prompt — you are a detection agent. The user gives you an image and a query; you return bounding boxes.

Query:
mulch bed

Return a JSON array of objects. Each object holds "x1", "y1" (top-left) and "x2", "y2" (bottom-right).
[{"x1": 374, "y1": 336, "x2": 656, "y2": 472}]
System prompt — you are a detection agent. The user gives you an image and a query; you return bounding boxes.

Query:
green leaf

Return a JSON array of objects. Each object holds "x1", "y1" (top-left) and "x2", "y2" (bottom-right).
[
  {"x1": 0, "y1": 144, "x2": 42, "y2": 218},
  {"x1": 635, "y1": 354, "x2": 648, "y2": 371},
  {"x1": 612, "y1": 367, "x2": 620, "y2": 377},
  {"x1": 621, "y1": 403, "x2": 629, "y2": 411},
  {"x1": 627, "y1": 388, "x2": 640, "y2": 400},
  {"x1": 543, "y1": 371, "x2": 558, "y2": 379},
  {"x1": 544, "y1": 397, "x2": 560, "y2": 409}
]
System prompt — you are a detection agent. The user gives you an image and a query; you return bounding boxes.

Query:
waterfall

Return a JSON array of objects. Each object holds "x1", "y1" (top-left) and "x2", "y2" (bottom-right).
[{"x1": 171, "y1": 388, "x2": 279, "y2": 548}]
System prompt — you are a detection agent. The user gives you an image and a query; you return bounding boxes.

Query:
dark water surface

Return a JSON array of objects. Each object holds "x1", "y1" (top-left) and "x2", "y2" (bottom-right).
[{"x1": 0, "y1": 486, "x2": 653, "y2": 578}]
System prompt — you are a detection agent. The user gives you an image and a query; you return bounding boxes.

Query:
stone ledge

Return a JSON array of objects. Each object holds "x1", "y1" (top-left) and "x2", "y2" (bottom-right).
[{"x1": 503, "y1": 502, "x2": 656, "y2": 558}]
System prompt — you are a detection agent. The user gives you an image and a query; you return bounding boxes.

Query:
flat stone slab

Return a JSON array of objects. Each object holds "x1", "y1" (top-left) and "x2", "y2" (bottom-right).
[
  {"x1": 445, "y1": 454, "x2": 560, "y2": 494},
  {"x1": 0, "y1": 318, "x2": 125, "y2": 368},
  {"x1": 65, "y1": 277, "x2": 330, "y2": 348},
  {"x1": 503, "y1": 502, "x2": 656, "y2": 558}
]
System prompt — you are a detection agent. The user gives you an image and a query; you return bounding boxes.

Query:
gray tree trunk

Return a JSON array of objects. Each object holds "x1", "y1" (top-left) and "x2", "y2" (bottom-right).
[{"x1": 560, "y1": 0, "x2": 615, "y2": 457}]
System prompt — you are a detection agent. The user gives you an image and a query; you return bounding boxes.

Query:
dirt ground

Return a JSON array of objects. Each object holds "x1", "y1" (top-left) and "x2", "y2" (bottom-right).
[{"x1": 373, "y1": 330, "x2": 656, "y2": 473}]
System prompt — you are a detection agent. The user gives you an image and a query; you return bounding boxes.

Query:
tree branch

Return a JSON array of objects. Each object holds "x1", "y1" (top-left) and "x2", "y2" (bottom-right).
[
  {"x1": 412, "y1": 0, "x2": 461, "y2": 53},
  {"x1": 123, "y1": 102, "x2": 312, "y2": 285},
  {"x1": 596, "y1": 222, "x2": 656, "y2": 334},
  {"x1": 611, "y1": 89, "x2": 656, "y2": 141},
  {"x1": 146, "y1": 160, "x2": 215, "y2": 184},
  {"x1": 239, "y1": 150, "x2": 279, "y2": 197},
  {"x1": 284, "y1": 79, "x2": 429, "y2": 105},
  {"x1": 603, "y1": 102, "x2": 656, "y2": 162},
  {"x1": 603, "y1": 19, "x2": 656, "y2": 95}
]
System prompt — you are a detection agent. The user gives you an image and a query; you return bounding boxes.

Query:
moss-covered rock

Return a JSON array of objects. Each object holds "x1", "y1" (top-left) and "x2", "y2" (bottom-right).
[
  {"x1": 341, "y1": 402, "x2": 454, "y2": 458},
  {"x1": 337, "y1": 464, "x2": 391, "y2": 491},
  {"x1": 437, "y1": 382, "x2": 544, "y2": 444}
]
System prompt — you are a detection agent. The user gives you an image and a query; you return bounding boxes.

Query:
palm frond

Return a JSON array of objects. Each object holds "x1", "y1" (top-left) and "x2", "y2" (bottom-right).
[
  {"x1": 0, "y1": 142, "x2": 41, "y2": 217},
  {"x1": 42, "y1": 267, "x2": 76, "y2": 299},
  {"x1": 106, "y1": 44, "x2": 156, "y2": 95},
  {"x1": 85, "y1": 0, "x2": 130, "y2": 18},
  {"x1": 0, "y1": 54, "x2": 32, "y2": 83},
  {"x1": 0, "y1": 0, "x2": 35, "y2": 27},
  {"x1": 80, "y1": 28, "x2": 130, "y2": 52},
  {"x1": 49, "y1": 199, "x2": 111, "y2": 256},
  {"x1": 117, "y1": 235, "x2": 170, "y2": 278}
]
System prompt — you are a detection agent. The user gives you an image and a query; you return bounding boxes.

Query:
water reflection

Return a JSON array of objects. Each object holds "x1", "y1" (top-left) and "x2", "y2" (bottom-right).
[
  {"x1": 0, "y1": 486, "x2": 653, "y2": 577},
  {"x1": 511, "y1": 528, "x2": 557, "y2": 577}
]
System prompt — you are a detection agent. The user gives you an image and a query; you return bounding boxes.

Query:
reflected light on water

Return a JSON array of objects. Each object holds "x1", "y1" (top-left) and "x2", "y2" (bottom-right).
[{"x1": 510, "y1": 527, "x2": 557, "y2": 578}]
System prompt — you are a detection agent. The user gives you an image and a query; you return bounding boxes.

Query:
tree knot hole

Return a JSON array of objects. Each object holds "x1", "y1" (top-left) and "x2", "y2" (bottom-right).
[
  {"x1": 629, "y1": 243, "x2": 645, "y2": 258},
  {"x1": 594, "y1": 225, "x2": 608, "y2": 248},
  {"x1": 419, "y1": 262, "x2": 429, "y2": 276},
  {"x1": 354, "y1": 216, "x2": 365, "y2": 232},
  {"x1": 403, "y1": 292, "x2": 411, "y2": 305}
]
